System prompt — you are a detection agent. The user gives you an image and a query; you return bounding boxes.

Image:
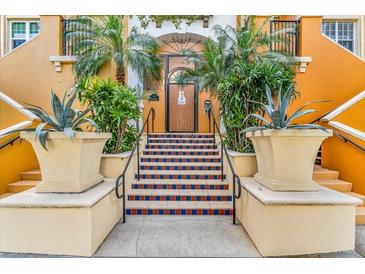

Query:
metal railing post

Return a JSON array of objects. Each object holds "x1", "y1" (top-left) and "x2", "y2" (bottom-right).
[
  {"x1": 152, "y1": 109, "x2": 155, "y2": 133},
  {"x1": 136, "y1": 118, "x2": 140, "y2": 181},
  {"x1": 122, "y1": 174, "x2": 126, "y2": 223},
  {"x1": 213, "y1": 115, "x2": 216, "y2": 147},
  {"x1": 233, "y1": 176, "x2": 236, "y2": 224},
  {"x1": 221, "y1": 142, "x2": 224, "y2": 182},
  {"x1": 147, "y1": 116, "x2": 150, "y2": 147}
]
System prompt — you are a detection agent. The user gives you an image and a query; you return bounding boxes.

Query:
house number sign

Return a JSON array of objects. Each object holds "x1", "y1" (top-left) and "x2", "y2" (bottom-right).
[{"x1": 177, "y1": 90, "x2": 186, "y2": 105}]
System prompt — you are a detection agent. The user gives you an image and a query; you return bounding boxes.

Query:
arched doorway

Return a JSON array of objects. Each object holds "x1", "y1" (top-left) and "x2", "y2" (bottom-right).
[
  {"x1": 158, "y1": 33, "x2": 205, "y2": 132},
  {"x1": 165, "y1": 59, "x2": 197, "y2": 132}
]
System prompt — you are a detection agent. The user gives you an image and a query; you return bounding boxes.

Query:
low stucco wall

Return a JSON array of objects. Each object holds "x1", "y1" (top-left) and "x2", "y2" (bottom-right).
[
  {"x1": 0, "y1": 179, "x2": 122, "y2": 257},
  {"x1": 236, "y1": 177, "x2": 360, "y2": 257}
]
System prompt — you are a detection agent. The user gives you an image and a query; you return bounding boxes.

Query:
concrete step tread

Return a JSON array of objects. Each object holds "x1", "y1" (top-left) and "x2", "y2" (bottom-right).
[
  {"x1": 8, "y1": 180, "x2": 39, "y2": 186},
  {"x1": 21, "y1": 170, "x2": 41, "y2": 175},
  {"x1": 314, "y1": 179, "x2": 352, "y2": 185},
  {"x1": 312, "y1": 166, "x2": 339, "y2": 180},
  {"x1": 315, "y1": 179, "x2": 352, "y2": 192},
  {"x1": 126, "y1": 201, "x2": 232, "y2": 209},
  {"x1": 7, "y1": 180, "x2": 39, "y2": 193},
  {"x1": 356, "y1": 207, "x2": 365, "y2": 224}
]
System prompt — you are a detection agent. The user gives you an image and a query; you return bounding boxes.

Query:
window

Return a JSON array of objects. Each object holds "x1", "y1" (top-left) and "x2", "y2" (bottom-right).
[
  {"x1": 322, "y1": 21, "x2": 355, "y2": 52},
  {"x1": 10, "y1": 21, "x2": 40, "y2": 50}
]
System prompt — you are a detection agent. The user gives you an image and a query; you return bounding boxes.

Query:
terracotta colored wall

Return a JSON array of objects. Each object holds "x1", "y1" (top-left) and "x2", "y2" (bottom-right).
[
  {"x1": 321, "y1": 99, "x2": 365, "y2": 195},
  {"x1": 0, "y1": 123, "x2": 39, "y2": 194},
  {"x1": 291, "y1": 17, "x2": 365, "y2": 194},
  {"x1": 0, "y1": 100, "x2": 29, "y2": 129},
  {"x1": 0, "y1": 16, "x2": 75, "y2": 113},
  {"x1": 321, "y1": 122, "x2": 365, "y2": 195},
  {"x1": 332, "y1": 100, "x2": 365, "y2": 132},
  {"x1": 292, "y1": 16, "x2": 365, "y2": 122}
]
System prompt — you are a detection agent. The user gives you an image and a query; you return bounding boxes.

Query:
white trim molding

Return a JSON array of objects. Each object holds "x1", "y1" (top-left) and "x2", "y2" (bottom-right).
[
  {"x1": 293, "y1": 56, "x2": 312, "y2": 73},
  {"x1": 329, "y1": 121, "x2": 365, "y2": 142},
  {"x1": 0, "y1": 91, "x2": 39, "y2": 121},
  {"x1": 49, "y1": 55, "x2": 77, "y2": 72},
  {"x1": 321, "y1": 90, "x2": 365, "y2": 121},
  {"x1": 0, "y1": 120, "x2": 32, "y2": 137}
]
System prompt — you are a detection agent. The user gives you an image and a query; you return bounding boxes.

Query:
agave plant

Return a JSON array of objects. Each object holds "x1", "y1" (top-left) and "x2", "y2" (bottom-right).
[
  {"x1": 241, "y1": 85, "x2": 329, "y2": 133},
  {"x1": 9, "y1": 91, "x2": 98, "y2": 150}
]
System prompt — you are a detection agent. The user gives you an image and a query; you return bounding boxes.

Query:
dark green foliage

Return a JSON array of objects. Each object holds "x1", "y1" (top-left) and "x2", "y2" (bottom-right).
[
  {"x1": 66, "y1": 16, "x2": 161, "y2": 85},
  {"x1": 174, "y1": 16, "x2": 297, "y2": 152},
  {"x1": 76, "y1": 77, "x2": 141, "y2": 154}
]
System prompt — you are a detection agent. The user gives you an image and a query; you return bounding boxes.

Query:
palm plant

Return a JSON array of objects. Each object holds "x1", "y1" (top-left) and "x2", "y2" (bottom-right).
[
  {"x1": 67, "y1": 16, "x2": 162, "y2": 85},
  {"x1": 174, "y1": 16, "x2": 293, "y2": 91},
  {"x1": 4, "y1": 91, "x2": 98, "y2": 150},
  {"x1": 241, "y1": 85, "x2": 329, "y2": 133},
  {"x1": 76, "y1": 77, "x2": 141, "y2": 154},
  {"x1": 175, "y1": 16, "x2": 296, "y2": 152}
]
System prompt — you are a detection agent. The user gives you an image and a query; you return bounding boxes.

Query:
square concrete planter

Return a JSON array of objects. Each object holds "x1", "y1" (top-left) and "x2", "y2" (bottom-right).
[
  {"x1": 21, "y1": 131, "x2": 111, "y2": 193},
  {"x1": 227, "y1": 150, "x2": 257, "y2": 177},
  {"x1": 246, "y1": 129, "x2": 332, "y2": 191},
  {"x1": 100, "y1": 151, "x2": 133, "y2": 178}
]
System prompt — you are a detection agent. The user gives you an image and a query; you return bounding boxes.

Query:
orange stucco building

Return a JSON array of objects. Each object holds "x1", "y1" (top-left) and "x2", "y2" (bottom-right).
[{"x1": 0, "y1": 15, "x2": 365, "y2": 198}]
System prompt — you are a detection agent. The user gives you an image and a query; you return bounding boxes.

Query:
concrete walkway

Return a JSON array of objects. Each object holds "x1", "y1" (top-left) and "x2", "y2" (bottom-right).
[
  {"x1": 1, "y1": 218, "x2": 365, "y2": 258},
  {"x1": 95, "y1": 216, "x2": 260, "y2": 257}
]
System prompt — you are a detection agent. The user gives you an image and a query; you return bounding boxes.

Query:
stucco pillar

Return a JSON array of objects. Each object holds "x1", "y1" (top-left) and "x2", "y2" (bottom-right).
[{"x1": 298, "y1": 16, "x2": 323, "y2": 56}]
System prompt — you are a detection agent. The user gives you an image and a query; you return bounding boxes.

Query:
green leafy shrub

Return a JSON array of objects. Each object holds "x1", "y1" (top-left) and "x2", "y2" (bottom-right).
[
  {"x1": 174, "y1": 16, "x2": 297, "y2": 152},
  {"x1": 76, "y1": 77, "x2": 141, "y2": 154},
  {"x1": 217, "y1": 60, "x2": 296, "y2": 152}
]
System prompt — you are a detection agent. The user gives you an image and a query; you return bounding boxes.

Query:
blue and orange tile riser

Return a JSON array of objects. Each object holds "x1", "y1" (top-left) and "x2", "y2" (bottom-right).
[
  {"x1": 135, "y1": 174, "x2": 226, "y2": 180},
  {"x1": 150, "y1": 134, "x2": 214, "y2": 138},
  {"x1": 128, "y1": 195, "x2": 232, "y2": 201},
  {"x1": 140, "y1": 165, "x2": 221, "y2": 171},
  {"x1": 126, "y1": 209, "x2": 233, "y2": 215},
  {"x1": 132, "y1": 183, "x2": 229, "y2": 190},
  {"x1": 141, "y1": 158, "x2": 221, "y2": 163},
  {"x1": 146, "y1": 144, "x2": 217, "y2": 149},
  {"x1": 149, "y1": 139, "x2": 214, "y2": 144},
  {"x1": 143, "y1": 151, "x2": 219, "y2": 156}
]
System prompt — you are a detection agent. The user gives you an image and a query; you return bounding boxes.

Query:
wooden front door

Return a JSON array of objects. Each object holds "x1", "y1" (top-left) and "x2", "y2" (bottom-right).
[
  {"x1": 168, "y1": 83, "x2": 195, "y2": 132},
  {"x1": 166, "y1": 55, "x2": 197, "y2": 132}
]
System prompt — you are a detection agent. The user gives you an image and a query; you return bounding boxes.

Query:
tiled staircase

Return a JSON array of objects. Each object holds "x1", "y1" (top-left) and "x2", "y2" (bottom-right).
[
  {"x1": 313, "y1": 165, "x2": 365, "y2": 224},
  {"x1": 126, "y1": 133, "x2": 233, "y2": 216}
]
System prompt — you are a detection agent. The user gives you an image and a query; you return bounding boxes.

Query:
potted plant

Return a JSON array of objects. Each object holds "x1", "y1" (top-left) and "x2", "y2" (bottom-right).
[
  {"x1": 242, "y1": 85, "x2": 332, "y2": 191},
  {"x1": 14, "y1": 91, "x2": 111, "y2": 193},
  {"x1": 174, "y1": 16, "x2": 296, "y2": 176},
  {"x1": 76, "y1": 77, "x2": 141, "y2": 178}
]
